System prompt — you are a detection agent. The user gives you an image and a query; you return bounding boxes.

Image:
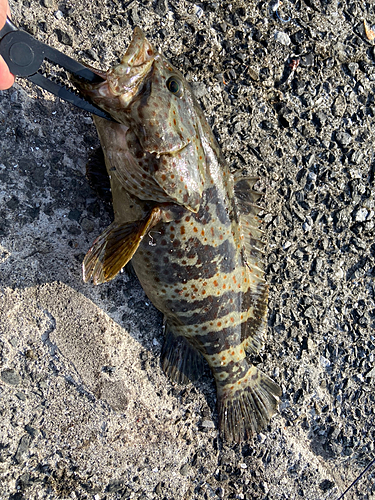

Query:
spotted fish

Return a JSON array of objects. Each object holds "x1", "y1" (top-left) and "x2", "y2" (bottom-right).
[{"x1": 75, "y1": 28, "x2": 281, "y2": 442}]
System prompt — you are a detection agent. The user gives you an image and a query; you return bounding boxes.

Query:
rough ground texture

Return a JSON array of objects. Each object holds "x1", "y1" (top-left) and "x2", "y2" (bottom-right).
[{"x1": 0, "y1": 0, "x2": 374, "y2": 499}]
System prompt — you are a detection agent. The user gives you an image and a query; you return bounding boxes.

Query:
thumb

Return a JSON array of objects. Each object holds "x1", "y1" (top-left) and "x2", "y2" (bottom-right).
[
  {"x1": 0, "y1": 0, "x2": 11, "y2": 28},
  {"x1": 0, "y1": 0, "x2": 15, "y2": 90}
]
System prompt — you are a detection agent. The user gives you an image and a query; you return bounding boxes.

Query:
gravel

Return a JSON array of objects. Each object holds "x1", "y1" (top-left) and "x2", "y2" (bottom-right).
[{"x1": 1, "y1": 0, "x2": 375, "y2": 499}]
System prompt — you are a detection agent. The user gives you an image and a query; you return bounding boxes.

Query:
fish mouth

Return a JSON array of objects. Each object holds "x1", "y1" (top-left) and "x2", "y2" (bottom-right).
[
  {"x1": 72, "y1": 28, "x2": 156, "y2": 118},
  {"x1": 106, "y1": 27, "x2": 155, "y2": 105}
]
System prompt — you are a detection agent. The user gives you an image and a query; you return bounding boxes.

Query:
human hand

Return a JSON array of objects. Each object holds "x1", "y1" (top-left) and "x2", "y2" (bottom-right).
[{"x1": 0, "y1": 0, "x2": 15, "y2": 90}]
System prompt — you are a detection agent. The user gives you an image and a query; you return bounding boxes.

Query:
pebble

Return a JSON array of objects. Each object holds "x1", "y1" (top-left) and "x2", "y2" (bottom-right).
[
  {"x1": 335, "y1": 268, "x2": 344, "y2": 279},
  {"x1": 193, "y1": 4, "x2": 204, "y2": 18},
  {"x1": 314, "y1": 258, "x2": 323, "y2": 273},
  {"x1": 80, "y1": 218, "x2": 95, "y2": 233},
  {"x1": 269, "y1": 0, "x2": 280, "y2": 12},
  {"x1": 1, "y1": 369, "x2": 20, "y2": 386},
  {"x1": 14, "y1": 434, "x2": 32, "y2": 464},
  {"x1": 154, "y1": 0, "x2": 168, "y2": 16},
  {"x1": 191, "y1": 82, "x2": 208, "y2": 99},
  {"x1": 180, "y1": 464, "x2": 190, "y2": 476},
  {"x1": 54, "y1": 10, "x2": 64, "y2": 20},
  {"x1": 355, "y1": 208, "x2": 368, "y2": 222},
  {"x1": 258, "y1": 433, "x2": 267, "y2": 443},
  {"x1": 304, "y1": 306, "x2": 317, "y2": 319},
  {"x1": 348, "y1": 62, "x2": 359, "y2": 76},
  {"x1": 68, "y1": 208, "x2": 81, "y2": 221},
  {"x1": 320, "y1": 356, "x2": 331, "y2": 369},
  {"x1": 300, "y1": 53, "x2": 314, "y2": 67},
  {"x1": 320, "y1": 480, "x2": 335, "y2": 492},
  {"x1": 9, "y1": 336, "x2": 19, "y2": 347},
  {"x1": 55, "y1": 28, "x2": 73, "y2": 46},
  {"x1": 260, "y1": 482, "x2": 269, "y2": 494},
  {"x1": 106, "y1": 479, "x2": 124, "y2": 493},
  {"x1": 335, "y1": 131, "x2": 352, "y2": 147},
  {"x1": 274, "y1": 31, "x2": 291, "y2": 46},
  {"x1": 85, "y1": 48, "x2": 100, "y2": 62},
  {"x1": 202, "y1": 420, "x2": 215, "y2": 428}
]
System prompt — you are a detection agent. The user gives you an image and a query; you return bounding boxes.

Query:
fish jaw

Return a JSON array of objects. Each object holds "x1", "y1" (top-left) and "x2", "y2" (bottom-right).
[
  {"x1": 107, "y1": 27, "x2": 155, "y2": 105},
  {"x1": 73, "y1": 27, "x2": 155, "y2": 117}
]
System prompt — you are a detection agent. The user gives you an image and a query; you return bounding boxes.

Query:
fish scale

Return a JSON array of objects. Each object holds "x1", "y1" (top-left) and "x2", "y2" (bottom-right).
[{"x1": 74, "y1": 27, "x2": 281, "y2": 442}]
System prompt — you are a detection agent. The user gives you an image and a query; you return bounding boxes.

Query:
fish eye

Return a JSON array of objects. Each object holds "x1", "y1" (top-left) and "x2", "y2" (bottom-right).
[{"x1": 166, "y1": 77, "x2": 183, "y2": 97}]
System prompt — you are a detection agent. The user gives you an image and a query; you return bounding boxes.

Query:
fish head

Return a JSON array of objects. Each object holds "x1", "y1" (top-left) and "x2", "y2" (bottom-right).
[
  {"x1": 76, "y1": 28, "x2": 210, "y2": 211},
  {"x1": 80, "y1": 28, "x2": 199, "y2": 155}
]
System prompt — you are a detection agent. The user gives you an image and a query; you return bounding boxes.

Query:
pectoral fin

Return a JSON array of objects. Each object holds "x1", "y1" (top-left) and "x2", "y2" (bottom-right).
[{"x1": 83, "y1": 207, "x2": 161, "y2": 285}]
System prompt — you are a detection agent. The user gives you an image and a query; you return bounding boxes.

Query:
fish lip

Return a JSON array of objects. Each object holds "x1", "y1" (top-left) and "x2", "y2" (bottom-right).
[
  {"x1": 121, "y1": 27, "x2": 155, "y2": 68},
  {"x1": 106, "y1": 27, "x2": 156, "y2": 101}
]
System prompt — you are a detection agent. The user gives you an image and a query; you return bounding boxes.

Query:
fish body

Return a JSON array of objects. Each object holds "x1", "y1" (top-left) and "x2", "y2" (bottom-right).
[{"x1": 77, "y1": 28, "x2": 280, "y2": 442}]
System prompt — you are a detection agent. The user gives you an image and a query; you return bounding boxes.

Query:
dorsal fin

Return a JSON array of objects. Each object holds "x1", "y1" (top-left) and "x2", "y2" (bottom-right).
[
  {"x1": 233, "y1": 173, "x2": 268, "y2": 354},
  {"x1": 233, "y1": 173, "x2": 266, "y2": 272}
]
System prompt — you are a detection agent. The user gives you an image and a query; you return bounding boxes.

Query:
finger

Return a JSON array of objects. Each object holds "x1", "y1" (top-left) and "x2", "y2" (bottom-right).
[
  {"x1": 0, "y1": 0, "x2": 11, "y2": 27},
  {"x1": 0, "y1": 55, "x2": 15, "y2": 89},
  {"x1": 0, "y1": 0, "x2": 15, "y2": 89}
]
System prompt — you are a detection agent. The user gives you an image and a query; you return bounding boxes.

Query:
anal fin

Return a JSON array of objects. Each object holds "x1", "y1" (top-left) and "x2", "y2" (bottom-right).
[
  {"x1": 161, "y1": 324, "x2": 205, "y2": 385},
  {"x1": 83, "y1": 207, "x2": 161, "y2": 284}
]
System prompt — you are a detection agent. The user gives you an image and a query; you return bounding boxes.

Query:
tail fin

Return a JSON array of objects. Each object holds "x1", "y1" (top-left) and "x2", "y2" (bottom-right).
[{"x1": 217, "y1": 365, "x2": 281, "y2": 442}]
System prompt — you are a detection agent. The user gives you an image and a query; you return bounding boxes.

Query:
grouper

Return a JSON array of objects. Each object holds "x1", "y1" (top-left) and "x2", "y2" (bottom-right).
[{"x1": 75, "y1": 27, "x2": 281, "y2": 442}]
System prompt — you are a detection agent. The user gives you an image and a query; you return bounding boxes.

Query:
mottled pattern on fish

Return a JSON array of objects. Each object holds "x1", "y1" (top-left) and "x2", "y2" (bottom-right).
[{"x1": 75, "y1": 28, "x2": 281, "y2": 442}]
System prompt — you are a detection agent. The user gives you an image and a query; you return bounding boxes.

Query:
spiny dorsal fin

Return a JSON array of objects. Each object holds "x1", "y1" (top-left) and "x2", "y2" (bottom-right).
[
  {"x1": 83, "y1": 207, "x2": 161, "y2": 284},
  {"x1": 233, "y1": 173, "x2": 268, "y2": 355},
  {"x1": 233, "y1": 173, "x2": 266, "y2": 273}
]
